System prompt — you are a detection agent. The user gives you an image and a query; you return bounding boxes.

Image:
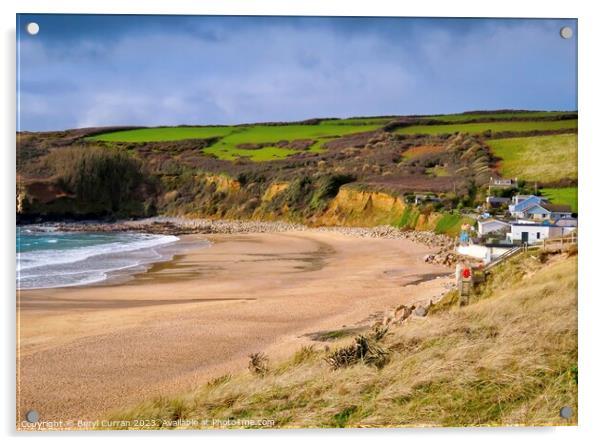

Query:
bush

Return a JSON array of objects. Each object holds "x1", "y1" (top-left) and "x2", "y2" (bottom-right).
[
  {"x1": 325, "y1": 328, "x2": 391, "y2": 370},
  {"x1": 310, "y1": 174, "x2": 355, "y2": 210},
  {"x1": 248, "y1": 352, "x2": 269, "y2": 376},
  {"x1": 45, "y1": 146, "x2": 145, "y2": 214}
]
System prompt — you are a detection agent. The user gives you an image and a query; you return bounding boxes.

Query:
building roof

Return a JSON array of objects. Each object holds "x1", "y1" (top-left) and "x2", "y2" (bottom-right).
[
  {"x1": 555, "y1": 217, "x2": 578, "y2": 227},
  {"x1": 513, "y1": 194, "x2": 548, "y2": 201},
  {"x1": 510, "y1": 222, "x2": 559, "y2": 228},
  {"x1": 479, "y1": 218, "x2": 510, "y2": 226},
  {"x1": 489, "y1": 177, "x2": 515, "y2": 184},
  {"x1": 541, "y1": 203, "x2": 572, "y2": 213},
  {"x1": 511, "y1": 195, "x2": 548, "y2": 211},
  {"x1": 523, "y1": 203, "x2": 550, "y2": 213}
]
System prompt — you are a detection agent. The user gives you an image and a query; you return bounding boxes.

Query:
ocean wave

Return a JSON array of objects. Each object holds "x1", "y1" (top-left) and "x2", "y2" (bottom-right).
[
  {"x1": 17, "y1": 234, "x2": 178, "y2": 272},
  {"x1": 16, "y1": 233, "x2": 181, "y2": 289}
]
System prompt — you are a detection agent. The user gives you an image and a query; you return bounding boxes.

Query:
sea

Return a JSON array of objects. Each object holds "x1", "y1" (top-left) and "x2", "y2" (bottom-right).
[{"x1": 16, "y1": 226, "x2": 184, "y2": 290}]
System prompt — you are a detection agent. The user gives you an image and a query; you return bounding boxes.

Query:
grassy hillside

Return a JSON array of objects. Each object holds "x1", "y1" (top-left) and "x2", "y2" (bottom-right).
[
  {"x1": 488, "y1": 134, "x2": 577, "y2": 182},
  {"x1": 108, "y1": 252, "x2": 577, "y2": 428},
  {"x1": 18, "y1": 110, "x2": 578, "y2": 222},
  {"x1": 395, "y1": 119, "x2": 577, "y2": 136},
  {"x1": 87, "y1": 112, "x2": 576, "y2": 162},
  {"x1": 89, "y1": 122, "x2": 383, "y2": 161},
  {"x1": 542, "y1": 187, "x2": 578, "y2": 212}
]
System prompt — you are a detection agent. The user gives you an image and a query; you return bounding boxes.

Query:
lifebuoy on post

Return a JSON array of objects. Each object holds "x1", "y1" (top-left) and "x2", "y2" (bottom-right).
[{"x1": 459, "y1": 265, "x2": 472, "y2": 306}]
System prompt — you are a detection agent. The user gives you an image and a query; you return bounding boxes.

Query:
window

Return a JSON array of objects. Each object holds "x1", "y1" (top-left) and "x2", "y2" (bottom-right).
[{"x1": 537, "y1": 232, "x2": 540, "y2": 239}]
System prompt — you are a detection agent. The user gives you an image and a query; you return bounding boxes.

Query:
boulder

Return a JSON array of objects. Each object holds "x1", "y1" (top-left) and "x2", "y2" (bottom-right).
[
  {"x1": 393, "y1": 304, "x2": 415, "y2": 324},
  {"x1": 413, "y1": 305, "x2": 428, "y2": 317}
]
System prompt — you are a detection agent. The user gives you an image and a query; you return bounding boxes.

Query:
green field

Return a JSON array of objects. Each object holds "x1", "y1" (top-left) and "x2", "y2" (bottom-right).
[
  {"x1": 206, "y1": 123, "x2": 383, "y2": 160},
  {"x1": 487, "y1": 134, "x2": 577, "y2": 183},
  {"x1": 204, "y1": 145, "x2": 300, "y2": 161},
  {"x1": 426, "y1": 111, "x2": 573, "y2": 122},
  {"x1": 88, "y1": 122, "x2": 383, "y2": 161},
  {"x1": 86, "y1": 114, "x2": 578, "y2": 162},
  {"x1": 87, "y1": 126, "x2": 233, "y2": 142},
  {"x1": 542, "y1": 187, "x2": 578, "y2": 212},
  {"x1": 395, "y1": 119, "x2": 577, "y2": 136}
]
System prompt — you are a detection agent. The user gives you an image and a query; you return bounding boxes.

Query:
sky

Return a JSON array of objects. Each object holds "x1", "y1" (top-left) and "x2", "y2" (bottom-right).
[{"x1": 16, "y1": 15, "x2": 577, "y2": 131}]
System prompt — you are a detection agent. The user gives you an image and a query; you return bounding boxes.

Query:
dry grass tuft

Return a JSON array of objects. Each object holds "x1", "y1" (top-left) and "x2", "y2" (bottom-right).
[
  {"x1": 325, "y1": 325, "x2": 390, "y2": 370},
  {"x1": 325, "y1": 334, "x2": 390, "y2": 370},
  {"x1": 248, "y1": 352, "x2": 269, "y2": 376}
]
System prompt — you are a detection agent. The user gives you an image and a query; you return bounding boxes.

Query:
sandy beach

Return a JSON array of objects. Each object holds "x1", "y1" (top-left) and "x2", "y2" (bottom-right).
[{"x1": 17, "y1": 230, "x2": 452, "y2": 422}]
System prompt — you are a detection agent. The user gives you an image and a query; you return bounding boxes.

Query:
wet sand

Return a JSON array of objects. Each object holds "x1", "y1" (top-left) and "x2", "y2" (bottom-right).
[{"x1": 17, "y1": 230, "x2": 452, "y2": 422}]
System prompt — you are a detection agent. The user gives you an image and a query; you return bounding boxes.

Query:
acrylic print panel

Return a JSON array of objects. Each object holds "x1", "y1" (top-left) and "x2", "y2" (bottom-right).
[{"x1": 16, "y1": 14, "x2": 578, "y2": 430}]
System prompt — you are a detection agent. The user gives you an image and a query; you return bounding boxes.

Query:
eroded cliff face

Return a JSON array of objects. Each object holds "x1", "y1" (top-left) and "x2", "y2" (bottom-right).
[
  {"x1": 314, "y1": 186, "x2": 443, "y2": 231},
  {"x1": 18, "y1": 171, "x2": 461, "y2": 235},
  {"x1": 17, "y1": 180, "x2": 78, "y2": 220},
  {"x1": 318, "y1": 187, "x2": 405, "y2": 226},
  {"x1": 161, "y1": 174, "x2": 449, "y2": 231}
]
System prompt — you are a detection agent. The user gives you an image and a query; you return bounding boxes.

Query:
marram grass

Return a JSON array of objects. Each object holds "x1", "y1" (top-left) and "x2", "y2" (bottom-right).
[{"x1": 108, "y1": 253, "x2": 577, "y2": 429}]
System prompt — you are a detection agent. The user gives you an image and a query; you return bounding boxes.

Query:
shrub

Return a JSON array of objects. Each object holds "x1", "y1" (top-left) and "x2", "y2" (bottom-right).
[
  {"x1": 248, "y1": 352, "x2": 269, "y2": 376},
  {"x1": 310, "y1": 174, "x2": 355, "y2": 210},
  {"x1": 325, "y1": 329, "x2": 391, "y2": 370},
  {"x1": 45, "y1": 146, "x2": 145, "y2": 214}
]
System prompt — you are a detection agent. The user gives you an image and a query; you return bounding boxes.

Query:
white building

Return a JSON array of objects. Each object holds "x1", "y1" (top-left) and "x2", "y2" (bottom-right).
[
  {"x1": 457, "y1": 243, "x2": 514, "y2": 263},
  {"x1": 523, "y1": 203, "x2": 573, "y2": 221},
  {"x1": 506, "y1": 222, "x2": 575, "y2": 244},
  {"x1": 508, "y1": 195, "x2": 548, "y2": 218},
  {"x1": 477, "y1": 218, "x2": 511, "y2": 236}
]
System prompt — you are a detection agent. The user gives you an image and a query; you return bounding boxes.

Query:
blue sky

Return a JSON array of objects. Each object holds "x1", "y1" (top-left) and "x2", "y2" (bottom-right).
[{"x1": 17, "y1": 15, "x2": 577, "y2": 131}]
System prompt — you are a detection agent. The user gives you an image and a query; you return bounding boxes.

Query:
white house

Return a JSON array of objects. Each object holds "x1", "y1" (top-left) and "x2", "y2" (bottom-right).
[
  {"x1": 477, "y1": 218, "x2": 511, "y2": 236},
  {"x1": 506, "y1": 222, "x2": 565, "y2": 244},
  {"x1": 509, "y1": 195, "x2": 548, "y2": 218},
  {"x1": 488, "y1": 177, "x2": 517, "y2": 193},
  {"x1": 523, "y1": 203, "x2": 572, "y2": 221}
]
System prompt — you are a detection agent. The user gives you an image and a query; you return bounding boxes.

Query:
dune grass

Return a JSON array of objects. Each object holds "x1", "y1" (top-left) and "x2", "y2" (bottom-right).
[
  {"x1": 542, "y1": 187, "x2": 578, "y2": 212},
  {"x1": 395, "y1": 119, "x2": 577, "y2": 136},
  {"x1": 108, "y1": 253, "x2": 577, "y2": 429},
  {"x1": 488, "y1": 134, "x2": 577, "y2": 182}
]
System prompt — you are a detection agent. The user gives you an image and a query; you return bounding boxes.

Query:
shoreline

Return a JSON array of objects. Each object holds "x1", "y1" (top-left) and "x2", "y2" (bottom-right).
[
  {"x1": 25, "y1": 216, "x2": 461, "y2": 267},
  {"x1": 17, "y1": 229, "x2": 455, "y2": 422}
]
